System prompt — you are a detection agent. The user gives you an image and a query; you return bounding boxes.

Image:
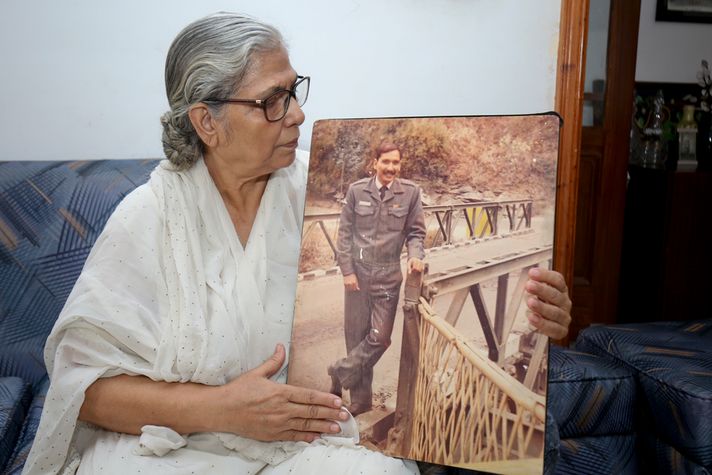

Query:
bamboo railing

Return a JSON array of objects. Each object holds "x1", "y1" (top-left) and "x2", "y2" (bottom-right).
[{"x1": 408, "y1": 299, "x2": 546, "y2": 466}]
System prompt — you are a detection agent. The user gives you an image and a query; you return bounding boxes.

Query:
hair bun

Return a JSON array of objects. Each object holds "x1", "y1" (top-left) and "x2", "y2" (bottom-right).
[{"x1": 160, "y1": 111, "x2": 200, "y2": 169}]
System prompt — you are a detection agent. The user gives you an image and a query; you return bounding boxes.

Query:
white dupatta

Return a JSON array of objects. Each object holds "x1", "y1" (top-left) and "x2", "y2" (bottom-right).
[{"x1": 23, "y1": 151, "x2": 309, "y2": 474}]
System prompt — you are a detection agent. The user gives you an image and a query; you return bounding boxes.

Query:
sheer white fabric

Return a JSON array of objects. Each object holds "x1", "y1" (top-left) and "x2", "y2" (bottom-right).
[{"x1": 22, "y1": 152, "x2": 418, "y2": 475}]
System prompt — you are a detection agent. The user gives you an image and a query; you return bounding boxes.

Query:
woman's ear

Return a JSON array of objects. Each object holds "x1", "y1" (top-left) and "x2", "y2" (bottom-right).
[{"x1": 188, "y1": 104, "x2": 220, "y2": 148}]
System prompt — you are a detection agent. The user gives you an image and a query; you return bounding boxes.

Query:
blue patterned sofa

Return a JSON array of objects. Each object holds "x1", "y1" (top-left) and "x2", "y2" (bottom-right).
[
  {"x1": 548, "y1": 345, "x2": 639, "y2": 474},
  {"x1": 2, "y1": 160, "x2": 711, "y2": 475},
  {"x1": 548, "y1": 321, "x2": 712, "y2": 474},
  {"x1": 576, "y1": 321, "x2": 712, "y2": 474},
  {"x1": 0, "y1": 160, "x2": 158, "y2": 473}
]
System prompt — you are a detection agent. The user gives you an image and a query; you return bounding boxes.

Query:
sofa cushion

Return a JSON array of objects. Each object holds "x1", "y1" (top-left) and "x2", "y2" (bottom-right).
[
  {"x1": 555, "y1": 434, "x2": 638, "y2": 475},
  {"x1": 3, "y1": 377, "x2": 49, "y2": 475},
  {"x1": 0, "y1": 377, "x2": 32, "y2": 473},
  {"x1": 544, "y1": 410, "x2": 560, "y2": 475},
  {"x1": 548, "y1": 345, "x2": 636, "y2": 438},
  {"x1": 639, "y1": 428, "x2": 711, "y2": 474},
  {"x1": 576, "y1": 320, "x2": 712, "y2": 467},
  {"x1": 0, "y1": 160, "x2": 158, "y2": 386}
]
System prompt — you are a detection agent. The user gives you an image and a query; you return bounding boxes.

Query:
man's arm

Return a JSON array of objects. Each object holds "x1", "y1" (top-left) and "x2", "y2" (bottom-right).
[
  {"x1": 405, "y1": 186, "x2": 426, "y2": 263},
  {"x1": 336, "y1": 185, "x2": 357, "y2": 277}
]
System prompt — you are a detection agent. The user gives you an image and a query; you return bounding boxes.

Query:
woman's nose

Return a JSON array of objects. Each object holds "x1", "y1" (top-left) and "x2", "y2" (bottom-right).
[{"x1": 284, "y1": 97, "x2": 305, "y2": 126}]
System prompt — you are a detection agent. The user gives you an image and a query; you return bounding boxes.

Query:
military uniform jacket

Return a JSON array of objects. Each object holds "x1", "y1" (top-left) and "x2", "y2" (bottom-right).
[{"x1": 336, "y1": 176, "x2": 426, "y2": 276}]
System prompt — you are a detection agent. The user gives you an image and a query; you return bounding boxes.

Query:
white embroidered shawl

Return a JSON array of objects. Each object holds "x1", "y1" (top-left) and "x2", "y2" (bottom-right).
[{"x1": 23, "y1": 151, "x2": 309, "y2": 474}]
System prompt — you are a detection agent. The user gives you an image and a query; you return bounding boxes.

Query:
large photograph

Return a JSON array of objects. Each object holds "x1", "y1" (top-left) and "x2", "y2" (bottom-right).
[{"x1": 288, "y1": 115, "x2": 560, "y2": 472}]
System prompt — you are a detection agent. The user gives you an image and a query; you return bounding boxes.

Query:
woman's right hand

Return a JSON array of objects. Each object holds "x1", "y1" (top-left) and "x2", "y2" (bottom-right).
[
  {"x1": 211, "y1": 343, "x2": 349, "y2": 443},
  {"x1": 81, "y1": 344, "x2": 348, "y2": 441}
]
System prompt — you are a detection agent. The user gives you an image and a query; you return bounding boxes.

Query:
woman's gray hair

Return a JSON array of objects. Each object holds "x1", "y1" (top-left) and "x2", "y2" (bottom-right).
[{"x1": 161, "y1": 12, "x2": 285, "y2": 169}]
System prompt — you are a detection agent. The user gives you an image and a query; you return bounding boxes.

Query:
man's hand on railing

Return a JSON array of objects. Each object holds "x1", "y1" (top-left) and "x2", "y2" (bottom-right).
[
  {"x1": 524, "y1": 268, "x2": 572, "y2": 340},
  {"x1": 407, "y1": 257, "x2": 424, "y2": 274}
]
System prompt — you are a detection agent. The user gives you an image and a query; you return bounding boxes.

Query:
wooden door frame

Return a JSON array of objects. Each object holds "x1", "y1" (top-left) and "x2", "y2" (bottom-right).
[
  {"x1": 554, "y1": 0, "x2": 590, "y2": 344},
  {"x1": 587, "y1": 0, "x2": 642, "y2": 327},
  {"x1": 555, "y1": 0, "x2": 643, "y2": 344}
]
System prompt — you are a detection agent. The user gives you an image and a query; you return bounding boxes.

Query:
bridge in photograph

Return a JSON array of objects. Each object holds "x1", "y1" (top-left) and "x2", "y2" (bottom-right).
[
  {"x1": 389, "y1": 249, "x2": 549, "y2": 470},
  {"x1": 299, "y1": 199, "x2": 535, "y2": 270},
  {"x1": 289, "y1": 200, "x2": 551, "y2": 469}
]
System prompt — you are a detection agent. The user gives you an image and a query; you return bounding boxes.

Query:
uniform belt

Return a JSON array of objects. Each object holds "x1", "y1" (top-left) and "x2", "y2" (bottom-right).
[
  {"x1": 353, "y1": 248, "x2": 400, "y2": 266},
  {"x1": 354, "y1": 260, "x2": 401, "y2": 269}
]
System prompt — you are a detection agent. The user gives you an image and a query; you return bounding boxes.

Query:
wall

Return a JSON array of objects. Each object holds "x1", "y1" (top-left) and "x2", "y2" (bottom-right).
[
  {"x1": 0, "y1": 0, "x2": 561, "y2": 160},
  {"x1": 585, "y1": 0, "x2": 611, "y2": 92},
  {"x1": 636, "y1": 0, "x2": 712, "y2": 82}
]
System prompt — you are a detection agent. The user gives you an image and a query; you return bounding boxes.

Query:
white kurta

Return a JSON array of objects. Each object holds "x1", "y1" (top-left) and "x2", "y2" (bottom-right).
[{"x1": 22, "y1": 152, "x2": 418, "y2": 475}]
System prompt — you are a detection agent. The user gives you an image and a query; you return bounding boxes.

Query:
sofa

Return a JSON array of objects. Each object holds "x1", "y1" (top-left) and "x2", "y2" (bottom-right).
[
  {"x1": 548, "y1": 321, "x2": 712, "y2": 474},
  {"x1": 547, "y1": 344, "x2": 638, "y2": 473},
  {"x1": 1, "y1": 159, "x2": 711, "y2": 474},
  {"x1": 0, "y1": 159, "x2": 158, "y2": 473}
]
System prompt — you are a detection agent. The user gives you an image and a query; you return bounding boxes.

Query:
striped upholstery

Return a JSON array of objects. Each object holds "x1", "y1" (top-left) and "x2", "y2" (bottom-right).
[
  {"x1": 556, "y1": 434, "x2": 638, "y2": 474},
  {"x1": 0, "y1": 160, "x2": 157, "y2": 474},
  {"x1": 547, "y1": 345, "x2": 638, "y2": 474},
  {"x1": 640, "y1": 429, "x2": 712, "y2": 475},
  {"x1": 2, "y1": 378, "x2": 49, "y2": 475},
  {"x1": 577, "y1": 321, "x2": 712, "y2": 470},
  {"x1": 0, "y1": 377, "x2": 32, "y2": 473},
  {"x1": 548, "y1": 345, "x2": 636, "y2": 438},
  {"x1": 0, "y1": 160, "x2": 158, "y2": 385},
  {"x1": 544, "y1": 410, "x2": 560, "y2": 475}
]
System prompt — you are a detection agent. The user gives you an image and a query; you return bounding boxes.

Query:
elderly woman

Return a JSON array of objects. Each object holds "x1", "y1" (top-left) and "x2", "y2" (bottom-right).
[{"x1": 23, "y1": 12, "x2": 571, "y2": 475}]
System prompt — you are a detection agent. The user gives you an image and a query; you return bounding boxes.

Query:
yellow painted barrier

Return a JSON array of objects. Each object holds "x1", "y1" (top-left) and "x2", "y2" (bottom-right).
[{"x1": 466, "y1": 207, "x2": 493, "y2": 238}]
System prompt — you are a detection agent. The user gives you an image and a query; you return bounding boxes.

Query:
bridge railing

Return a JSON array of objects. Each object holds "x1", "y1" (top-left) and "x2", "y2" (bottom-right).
[
  {"x1": 408, "y1": 299, "x2": 545, "y2": 465},
  {"x1": 301, "y1": 199, "x2": 534, "y2": 270},
  {"x1": 386, "y1": 247, "x2": 550, "y2": 467}
]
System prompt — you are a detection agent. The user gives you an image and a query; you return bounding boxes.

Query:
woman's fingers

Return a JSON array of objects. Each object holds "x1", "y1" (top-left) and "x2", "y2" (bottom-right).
[
  {"x1": 286, "y1": 416, "x2": 341, "y2": 435},
  {"x1": 289, "y1": 400, "x2": 348, "y2": 423},
  {"x1": 527, "y1": 309, "x2": 569, "y2": 340},
  {"x1": 526, "y1": 293, "x2": 571, "y2": 337},
  {"x1": 284, "y1": 384, "x2": 342, "y2": 410},
  {"x1": 225, "y1": 347, "x2": 353, "y2": 442},
  {"x1": 525, "y1": 268, "x2": 572, "y2": 339},
  {"x1": 528, "y1": 267, "x2": 568, "y2": 294},
  {"x1": 526, "y1": 279, "x2": 569, "y2": 310}
]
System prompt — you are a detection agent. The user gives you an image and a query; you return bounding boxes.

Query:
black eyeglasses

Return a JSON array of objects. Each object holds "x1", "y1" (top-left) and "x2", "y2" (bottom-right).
[{"x1": 204, "y1": 75, "x2": 310, "y2": 122}]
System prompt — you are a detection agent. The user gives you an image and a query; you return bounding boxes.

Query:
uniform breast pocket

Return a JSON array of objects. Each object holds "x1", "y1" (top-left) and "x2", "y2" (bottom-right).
[
  {"x1": 354, "y1": 204, "x2": 375, "y2": 227},
  {"x1": 387, "y1": 206, "x2": 409, "y2": 232}
]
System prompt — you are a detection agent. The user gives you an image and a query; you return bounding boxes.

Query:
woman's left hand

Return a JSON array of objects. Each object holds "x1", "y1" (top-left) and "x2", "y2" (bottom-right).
[{"x1": 525, "y1": 268, "x2": 572, "y2": 340}]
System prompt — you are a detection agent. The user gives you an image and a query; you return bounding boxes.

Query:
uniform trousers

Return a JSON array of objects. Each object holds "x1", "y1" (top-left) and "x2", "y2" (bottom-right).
[{"x1": 334, "y1": 260, "x2": 403, "y2": 408}]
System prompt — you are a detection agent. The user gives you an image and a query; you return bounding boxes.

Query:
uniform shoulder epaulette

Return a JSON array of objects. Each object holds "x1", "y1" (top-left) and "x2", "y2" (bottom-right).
[
  {"x1": 351, "y1": 177, "x2": 372, "y2": 186},
  {"x1": 398, "y1": 178, "x2": 419, "y2": 188}
]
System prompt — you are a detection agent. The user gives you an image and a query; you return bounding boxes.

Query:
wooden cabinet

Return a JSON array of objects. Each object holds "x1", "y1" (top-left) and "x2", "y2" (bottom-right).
[{"x1": 618, "y1": 166, "x2": 712, "y2": 323}]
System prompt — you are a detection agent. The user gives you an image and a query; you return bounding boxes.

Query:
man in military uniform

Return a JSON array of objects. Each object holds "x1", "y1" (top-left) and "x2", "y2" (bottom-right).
[{"x1": 328, "y1": 142, "x2": 426, "y2": 416}]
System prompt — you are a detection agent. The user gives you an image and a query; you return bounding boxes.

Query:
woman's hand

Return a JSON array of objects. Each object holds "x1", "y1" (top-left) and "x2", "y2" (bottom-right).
[
  {"x1": 525, "y1": 268, "x2": 572, "y2": 340},
  {"x1": 212, "y1": 344, "x2": 348, "y2": 443},
  {"x1": 80, "y1": 344, "x2": 348, "y2": 442}
]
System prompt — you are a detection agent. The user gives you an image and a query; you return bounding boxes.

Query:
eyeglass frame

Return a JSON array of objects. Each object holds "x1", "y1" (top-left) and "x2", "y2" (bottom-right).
[{"x1": 203, "y1": 75, "x2": 310, "y2": 122}]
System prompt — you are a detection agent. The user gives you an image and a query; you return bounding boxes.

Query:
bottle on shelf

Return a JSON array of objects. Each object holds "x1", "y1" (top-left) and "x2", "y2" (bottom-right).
[{"x1": 677, "y1": 104, "x2": 697, "y2": 168}]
